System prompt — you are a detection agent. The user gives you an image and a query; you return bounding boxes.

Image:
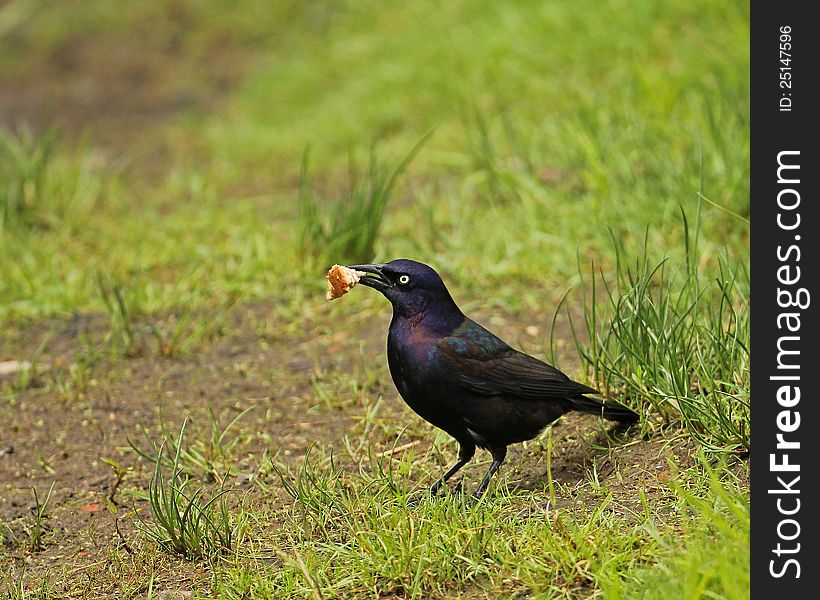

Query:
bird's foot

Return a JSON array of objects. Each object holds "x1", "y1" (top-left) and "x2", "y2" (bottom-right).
[
  {"x1": 406, "y1": 492, "x2": 425, "y2": 507},
  {"x1": 407, "y1": 488, "x2": 438, "y2": 507},
  {"x1": 407, "y1": 478, "x2": 452, "y2": 507},
  {"x1": 468, "y1": 489, "x2": 489, "y2": 504}
]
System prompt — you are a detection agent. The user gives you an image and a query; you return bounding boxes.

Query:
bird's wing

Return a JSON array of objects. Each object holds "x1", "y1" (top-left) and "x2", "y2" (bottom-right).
[{"x1": 436, "y1": 321, "x2": 599, "y2": 400}]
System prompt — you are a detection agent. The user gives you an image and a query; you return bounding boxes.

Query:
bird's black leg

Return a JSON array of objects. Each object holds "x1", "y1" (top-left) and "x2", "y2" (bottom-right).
[
  {"x1": 473, "y1": 446, "x2": 507, "y2": 499},
  {"x1": 429, "y1": 441, "x2": 476, "y2": 495}
]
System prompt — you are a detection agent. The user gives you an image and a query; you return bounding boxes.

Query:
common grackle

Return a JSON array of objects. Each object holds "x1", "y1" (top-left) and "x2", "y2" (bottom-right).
[{"x1": 348, "y1": 259, "x2": 638, "y2": 498}]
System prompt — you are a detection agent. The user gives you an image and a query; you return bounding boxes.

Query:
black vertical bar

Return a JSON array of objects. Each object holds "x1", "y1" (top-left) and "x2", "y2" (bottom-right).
[{"x1": 751, "y1": 2, "x2": 818, "y2": 596}]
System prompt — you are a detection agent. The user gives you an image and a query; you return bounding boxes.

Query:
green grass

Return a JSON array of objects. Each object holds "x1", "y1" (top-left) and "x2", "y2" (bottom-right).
[
  {"x1": 298, "y1": 132, "x2": 432, "y2": 267},
  {"x1": 135, "y1": 421, "x2": 245, "y2": 560},
  {"x1": 0, "y1": 126, "x2": 108, "y2": 235},
  {"x1": 602, "y1": 462, "x2": 750, "y2": 599},
  {"x1": 1, "y1": 0, "x2": 749, "y2": 597},
  {"x1": 571, "y1": 212, "x2": 750, "y2": 453},
  {"x1": 25, "y1": 482, "x2": 55, "y2": 553},
  {"x1": 200, "y1": 445, "x2": 748, "y2": 599},
  {"x1": 0, "y1": 0, "x2": 749, "y2": 320}
]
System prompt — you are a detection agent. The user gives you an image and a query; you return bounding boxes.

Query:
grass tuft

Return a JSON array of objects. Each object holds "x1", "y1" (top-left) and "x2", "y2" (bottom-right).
[
  {"x1": 25, "y1": 482, "x2": 55, "y2": 552},
  {"x1": 298, "y1": 132, "x2": 432, "y2": 266},
  {"x1": 135, "y1": 420, "x2": 244, "y2": 560},
  {"x1": 572, "y1": 210, "x2": 750, "y2": 452},
  {"x1": 96, "y1": 272, "x2": 141, "y2": 357},
  {"x1": 0, "y1": 126, "x2": 106, "y2": 235}
]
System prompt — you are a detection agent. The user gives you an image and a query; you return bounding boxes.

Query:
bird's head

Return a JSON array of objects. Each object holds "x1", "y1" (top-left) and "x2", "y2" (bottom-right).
[{"x1": 348, "y1": 259, "x2": 462, "y2": 320}]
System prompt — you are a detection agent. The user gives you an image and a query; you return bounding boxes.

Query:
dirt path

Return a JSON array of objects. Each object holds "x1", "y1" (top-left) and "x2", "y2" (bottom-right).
[
  {"x1": 1, "y1": 299, "x2": 697, "y2": 596},
  {"x1": 0, "y1": 301, "x2": 376, "y2": 587}
]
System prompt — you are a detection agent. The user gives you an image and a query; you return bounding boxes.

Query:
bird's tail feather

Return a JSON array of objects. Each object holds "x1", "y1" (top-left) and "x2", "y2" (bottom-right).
[{"x1": 570, "y1": 395, "x2": 639, "y2": 423}]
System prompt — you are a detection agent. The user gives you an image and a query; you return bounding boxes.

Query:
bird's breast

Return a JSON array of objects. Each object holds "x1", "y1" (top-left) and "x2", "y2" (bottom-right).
[{"x1": 387, "y1": 326, "x2": 453, "y2": 408}]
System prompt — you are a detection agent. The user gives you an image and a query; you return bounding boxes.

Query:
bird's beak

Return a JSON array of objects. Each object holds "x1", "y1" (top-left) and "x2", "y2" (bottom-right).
[{"x1": 348, "y1": 263, "x2": 392, "y2": 292}]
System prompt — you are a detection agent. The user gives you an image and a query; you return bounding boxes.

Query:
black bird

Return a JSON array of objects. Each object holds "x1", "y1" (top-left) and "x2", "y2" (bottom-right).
[{"x1": 348, "y1": 259, "x2": 638, "y2": 498}]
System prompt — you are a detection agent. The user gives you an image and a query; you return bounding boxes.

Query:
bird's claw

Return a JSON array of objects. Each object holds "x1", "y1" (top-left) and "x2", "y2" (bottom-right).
[
  {"x1": 407, "y1": 488, "x2": 437, "y2": 507},
  {"x1": 406, "y1": 477, "x2": 453, "y2": 507}
]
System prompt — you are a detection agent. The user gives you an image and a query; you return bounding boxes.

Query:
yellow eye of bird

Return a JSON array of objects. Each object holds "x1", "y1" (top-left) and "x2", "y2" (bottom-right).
[{"x1": 398, "y1": 275, "x2": 410, "y2": 285}]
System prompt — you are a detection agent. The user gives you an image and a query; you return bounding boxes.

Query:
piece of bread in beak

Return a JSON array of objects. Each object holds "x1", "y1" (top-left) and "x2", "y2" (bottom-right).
[{"x1": 326, "y1": 264, "x2": 366, "y2": 300}]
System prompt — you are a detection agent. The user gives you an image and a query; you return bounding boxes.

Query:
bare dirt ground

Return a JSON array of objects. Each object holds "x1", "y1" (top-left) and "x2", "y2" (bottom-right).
[{"x1": 0, "y1": 299, "x2": 702, "y2": 596}]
